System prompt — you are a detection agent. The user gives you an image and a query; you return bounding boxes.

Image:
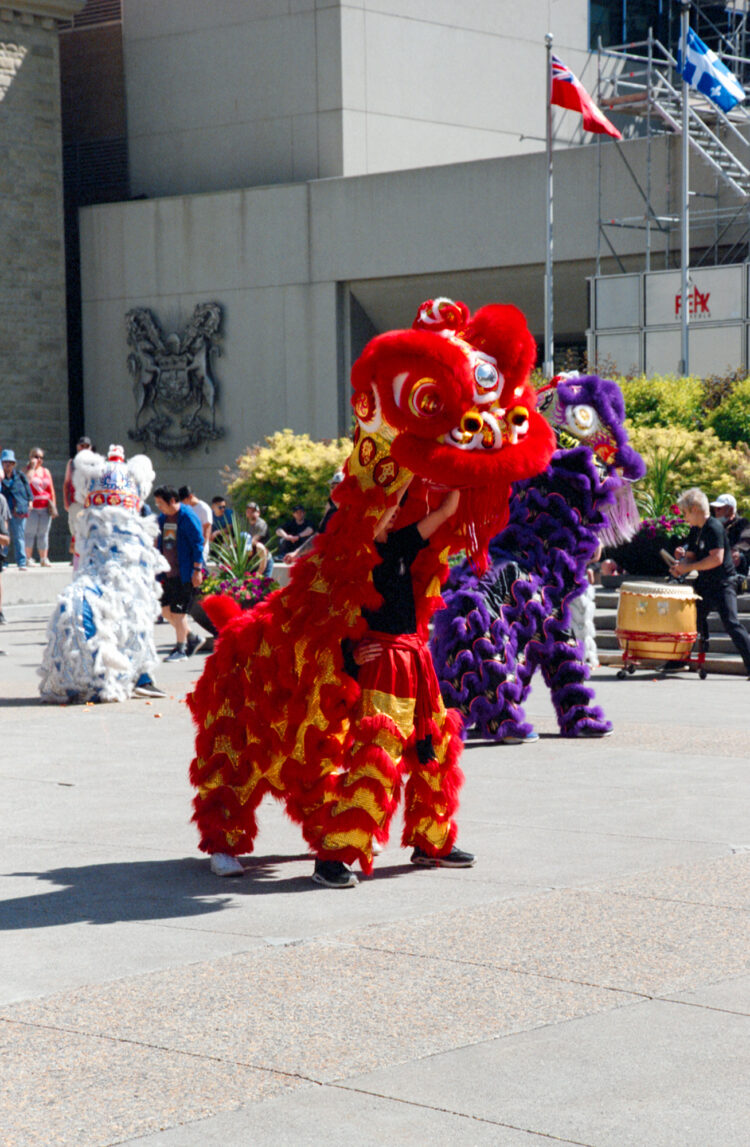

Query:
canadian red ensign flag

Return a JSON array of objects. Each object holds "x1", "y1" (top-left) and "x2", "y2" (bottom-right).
[{"x1": 551, "y1": 54, "x2": 622, "y2": 140}]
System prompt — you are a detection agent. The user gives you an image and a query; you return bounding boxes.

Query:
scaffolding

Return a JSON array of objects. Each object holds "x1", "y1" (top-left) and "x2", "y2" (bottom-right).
[{"x1": 595, "y1": 2, "x2": 750, "y2": 277}]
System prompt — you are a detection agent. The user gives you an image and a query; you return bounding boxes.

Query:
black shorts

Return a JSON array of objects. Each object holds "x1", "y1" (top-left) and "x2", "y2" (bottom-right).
[{"x1": 160, "y1": 576, "x2": 193, "y2": 614}]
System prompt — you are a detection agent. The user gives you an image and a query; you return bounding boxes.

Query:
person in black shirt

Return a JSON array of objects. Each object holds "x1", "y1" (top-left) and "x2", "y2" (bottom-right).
[
  {"x1": 276, "y1": 504, "x2": 315, "y2": 559},
  {"x1": 710, "y1": 493, "x2": 750, "y2": 578},
  {"x1": 312, "y1": 482, "x2": 477, "y2": 888},
  {"x1": 670, "y1": 487, "x2": 750, "y2": 674}
]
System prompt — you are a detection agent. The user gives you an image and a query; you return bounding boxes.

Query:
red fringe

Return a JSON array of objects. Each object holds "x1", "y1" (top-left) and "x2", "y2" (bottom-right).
[{"x1": 188, "y1": 298, "x2": 555, "y2": 865}]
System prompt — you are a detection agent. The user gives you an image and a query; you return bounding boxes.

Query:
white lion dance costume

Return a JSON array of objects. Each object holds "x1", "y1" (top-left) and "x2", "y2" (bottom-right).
[{"x1": 39, "y1": 445, "x2": 167, "y2": 703}]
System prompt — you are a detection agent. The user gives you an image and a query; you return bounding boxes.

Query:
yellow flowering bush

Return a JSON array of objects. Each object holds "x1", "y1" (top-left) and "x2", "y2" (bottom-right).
[
  {"x1": 629, "y1": 425, "x2": 750, "y2": 517},
  {"x1": 224, "y1": 429, "x2": 351, "y2": 529}
]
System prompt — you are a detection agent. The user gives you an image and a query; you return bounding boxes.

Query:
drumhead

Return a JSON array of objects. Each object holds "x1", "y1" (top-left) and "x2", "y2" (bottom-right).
[{"x1": 619, "y1": 580, "x2": 695, "y2": 599}]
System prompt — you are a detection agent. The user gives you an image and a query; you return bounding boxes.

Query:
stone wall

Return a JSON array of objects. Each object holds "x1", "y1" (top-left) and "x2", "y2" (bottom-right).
[{"x1": 0, "y1": 3, "x2": 79, "y2": 557}]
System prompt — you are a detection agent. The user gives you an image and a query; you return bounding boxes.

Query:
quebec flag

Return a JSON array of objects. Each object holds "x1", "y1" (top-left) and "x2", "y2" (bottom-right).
[{"x1": 677, "y1": 27, "x2": 746, "y2": 112}]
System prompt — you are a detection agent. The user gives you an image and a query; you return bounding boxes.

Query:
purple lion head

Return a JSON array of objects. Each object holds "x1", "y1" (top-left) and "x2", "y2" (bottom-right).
[{"x1": 536, "y1": 373, "x2": 645, "y2": 482}]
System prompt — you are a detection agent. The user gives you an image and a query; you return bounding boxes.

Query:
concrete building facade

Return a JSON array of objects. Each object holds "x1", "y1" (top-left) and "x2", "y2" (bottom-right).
[
  {"x1": 5, "y1": 0, "x2": 745, "y2": 503},
  {"x1": 0, "y1": 0, "x2": 83, "y2": 523},
  {"x1": 76, "y1": 0, "x2": 642, "y2": 495}
]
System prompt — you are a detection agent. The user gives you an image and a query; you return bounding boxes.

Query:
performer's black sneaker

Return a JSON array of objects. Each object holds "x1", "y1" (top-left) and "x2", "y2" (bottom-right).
[
  {"x1": 312, "y1": 859, "x2": 358, "y2": 888},
  {"x1": 186, "y1": 633, "x2": 207, "y2": 656},
  {"x1": 410, "y1": 845, "x2": 476, "y2": 868},
  {"x1": 134, "y1": 679, "x2": 167, "y2": 698}
]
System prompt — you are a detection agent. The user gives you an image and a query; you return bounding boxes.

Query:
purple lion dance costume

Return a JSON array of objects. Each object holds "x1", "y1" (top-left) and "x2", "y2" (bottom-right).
[{"x1": 431, "y1": 373, "x2": 645, "y2": 743}]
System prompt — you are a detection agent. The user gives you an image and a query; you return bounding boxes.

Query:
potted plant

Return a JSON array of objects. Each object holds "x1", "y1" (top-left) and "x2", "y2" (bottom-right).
[{"x1": 202, "y1": 515, "x2": 278, "y2": 609}]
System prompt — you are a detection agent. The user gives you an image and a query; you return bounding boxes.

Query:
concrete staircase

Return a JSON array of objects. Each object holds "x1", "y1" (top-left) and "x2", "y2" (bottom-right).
[
  {"x1": 594, "y1": 577, "x2": 750, "y2": 677},
  {"x1": 2, "y1": 562, "x2": 73, "y2": 612}
]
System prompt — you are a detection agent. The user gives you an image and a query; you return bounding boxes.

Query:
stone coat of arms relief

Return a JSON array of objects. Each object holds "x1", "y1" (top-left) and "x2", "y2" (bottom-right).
[{"x1": 126, "y1": 303, "x2": 225, "y2": 455}]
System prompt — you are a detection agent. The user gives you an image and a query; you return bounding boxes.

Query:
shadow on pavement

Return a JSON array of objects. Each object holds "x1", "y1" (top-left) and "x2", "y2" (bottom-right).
[{"x1": 0, "y1": 854, "x2": 325, "y2": 929}]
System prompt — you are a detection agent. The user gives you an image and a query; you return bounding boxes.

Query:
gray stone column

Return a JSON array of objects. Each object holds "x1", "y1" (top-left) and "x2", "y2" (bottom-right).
[{"x1": 0, "y1": 1, "x2": 83, "y2": 555}]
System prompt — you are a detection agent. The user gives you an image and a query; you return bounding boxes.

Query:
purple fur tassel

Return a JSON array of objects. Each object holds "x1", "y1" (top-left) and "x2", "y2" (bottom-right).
[{"x1": 431, "y1": 375, "x2": 643, "y2": 743}]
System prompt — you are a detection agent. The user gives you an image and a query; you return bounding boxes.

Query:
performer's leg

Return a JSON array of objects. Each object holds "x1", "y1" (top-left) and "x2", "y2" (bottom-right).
[
  {"x1": 401, "y1": 704, "x2": 465, "y2": 857},
  {"x1": 311, "y1": 712, "x2": 410, "y2": 875},
  {"x1": 696, "y1": 595, "x2": 711, "y2": 652},
  {"x1": 715, "y1": 581, "x2": 750, "y2": 673},
  {"x1": 539, "y1": 629, "x2": 612, "y2": 737},
  {"x1": 189, "y1": 635, "x2": 272, "y2": 860},
  {"x1": 470, "y1": 623, "x2": 536, "y2": 743}
]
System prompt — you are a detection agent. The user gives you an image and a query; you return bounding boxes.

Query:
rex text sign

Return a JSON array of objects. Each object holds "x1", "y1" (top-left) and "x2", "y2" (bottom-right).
[
  {"x1": 674, "y1": 286, "x2": 710, "y2": 318},
  {"x1": 644, "y1": 266, "x2": 743, "y2": 326}
]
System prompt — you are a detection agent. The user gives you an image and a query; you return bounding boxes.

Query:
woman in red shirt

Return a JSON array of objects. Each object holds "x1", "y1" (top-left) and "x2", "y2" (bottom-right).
[{"x1": 25, "y1": 448, "x2": 58, "y2": 566}]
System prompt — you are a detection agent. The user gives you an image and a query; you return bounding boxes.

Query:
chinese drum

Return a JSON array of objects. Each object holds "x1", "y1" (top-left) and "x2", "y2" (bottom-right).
[{"x1": 616, "y1": 581, "x2": 698, "y2": 662}]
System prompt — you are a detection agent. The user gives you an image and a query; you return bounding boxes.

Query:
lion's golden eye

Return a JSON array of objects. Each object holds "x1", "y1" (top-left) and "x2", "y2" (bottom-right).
[
  {"x1": 408, "y1": 378, "x2": 445, "y2": 418},
  {"x1": 508, "y1": 405, "x2": 529, "y2": 426}
]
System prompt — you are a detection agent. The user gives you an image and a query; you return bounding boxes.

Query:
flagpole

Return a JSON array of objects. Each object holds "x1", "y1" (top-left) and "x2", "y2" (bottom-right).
[
  {"x1": 680, "y1": 0, "x2": 691, "y2": 375},
  {"x1": 544, "y1": 32, "x2": 554, "y2": 378}
]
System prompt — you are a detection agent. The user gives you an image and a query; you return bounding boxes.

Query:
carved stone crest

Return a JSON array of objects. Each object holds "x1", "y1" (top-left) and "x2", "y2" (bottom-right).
[{"x1": 126, "y1": 303, "x2": 225, "y2": 455}]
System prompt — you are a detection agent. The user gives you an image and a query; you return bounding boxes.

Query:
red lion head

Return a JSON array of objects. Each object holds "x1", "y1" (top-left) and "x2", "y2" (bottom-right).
[{"x1": 349, "y1": 298, "x2": 555, "y2": 569}]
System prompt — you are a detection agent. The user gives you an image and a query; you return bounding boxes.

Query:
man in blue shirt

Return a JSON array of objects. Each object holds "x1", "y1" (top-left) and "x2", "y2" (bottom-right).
[
  {"x1": 154, "y1": 485, "x2": 206, "y2": 661},
  {"x1": 210, "y1": 495, "x2": 234, "y2": 547},
  {"x1": 1, "y1": 449, "x2": 32, "y2": 569}
]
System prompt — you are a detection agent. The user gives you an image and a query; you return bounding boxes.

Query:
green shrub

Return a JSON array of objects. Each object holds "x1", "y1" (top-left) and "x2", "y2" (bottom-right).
[
  {"x1": 619, "y1": 374, "x2": 705, "y2": 429},
  {"x1": 224, "y1": 428, "x2": 351, "y2": 529},
  {"x1": 707, "y1": 376, "x2": 750, "y2": 447}
]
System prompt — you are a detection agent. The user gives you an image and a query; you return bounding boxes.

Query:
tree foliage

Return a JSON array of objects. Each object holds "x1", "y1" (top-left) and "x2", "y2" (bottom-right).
[
  {"x1": 619, "y1": 374, "x2": 705, "y2": 429},
  {"x1": 707, "y1": 376, "x2": 750, "y2": 447}
]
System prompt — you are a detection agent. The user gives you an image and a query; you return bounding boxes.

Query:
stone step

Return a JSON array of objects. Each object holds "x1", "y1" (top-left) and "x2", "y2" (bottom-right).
[
  {"x1": 594, "y1": 609, "x2": 749, "y2": 637},
  {"x1": 2, "y1": 562, "x2": 73, "y2": 607}
]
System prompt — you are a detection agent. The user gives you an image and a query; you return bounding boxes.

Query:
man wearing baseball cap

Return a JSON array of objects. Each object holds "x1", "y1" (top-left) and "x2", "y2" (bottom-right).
[
  {"x1": 1, "y1": 449, "x2": 32, "y2": 569},
  {"x1": 711, "y1": 493, "x2": 750, "y2": 577}
]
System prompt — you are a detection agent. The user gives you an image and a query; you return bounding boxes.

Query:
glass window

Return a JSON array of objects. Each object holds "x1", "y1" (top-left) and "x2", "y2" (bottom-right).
[{"x1": 590, "y1": 1, "x2": 673, "y2": 51}]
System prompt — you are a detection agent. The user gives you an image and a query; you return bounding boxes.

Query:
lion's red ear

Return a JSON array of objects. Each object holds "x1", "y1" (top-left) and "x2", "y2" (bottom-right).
[{"x1": 462, "y1": 304, "x2": 537, "y2": 399}]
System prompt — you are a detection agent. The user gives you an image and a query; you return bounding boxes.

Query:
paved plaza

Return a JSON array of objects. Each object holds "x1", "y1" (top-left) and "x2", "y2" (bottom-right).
[{"x1": 0, "y1": 583, "x2": 748, "y2": 1146}]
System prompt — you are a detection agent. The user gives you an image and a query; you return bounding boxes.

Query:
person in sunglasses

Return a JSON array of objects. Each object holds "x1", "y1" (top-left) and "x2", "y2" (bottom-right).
[{"x1": 25, "y1": 447, "x2": 58, "y2": 566}]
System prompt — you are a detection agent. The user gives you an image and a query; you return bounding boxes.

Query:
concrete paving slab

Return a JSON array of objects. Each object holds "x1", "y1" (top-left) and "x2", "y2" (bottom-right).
[
  {"x1": 1, "y1": 607, "x2": 749, "y2": 1145},
  {"x1": 664, "y1": 974, "x2": 750, "y2": 1015},
  {"x1": 123, "y1": 1083, "x2": 568, "y2": 1147},
  {"x1": 598, "y1": 852, "x2": 750, "y2": 910},
  {"x1": 0, "y1": 943, "x2": 635, "y2": 1085},
  {"x1": 339, "y1": 868, "x2": 750, "y2": 996},
  {"x1": 0, "y1": 1019, "x2": 302, "y2": 1147},
  {"x1": 343, "y1": 997, "x2": 750, "y2": 1147},
  {"x1": 464, "y1": 748, "x2": 750, "y2": 845},
  {"x1": 0, "y1": 917, "x2": 267, "y2": 1006}
]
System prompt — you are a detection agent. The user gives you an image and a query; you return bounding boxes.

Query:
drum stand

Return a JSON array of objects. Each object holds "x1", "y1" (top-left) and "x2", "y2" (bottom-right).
[{"x1": 616, "y1": 636, "x2": 707, "y2": 680}]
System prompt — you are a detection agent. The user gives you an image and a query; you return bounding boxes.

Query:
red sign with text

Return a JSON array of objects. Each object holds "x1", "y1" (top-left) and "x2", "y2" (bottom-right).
[{"x1": 675, "y1": 288, "x2": 711, "y2": 318}]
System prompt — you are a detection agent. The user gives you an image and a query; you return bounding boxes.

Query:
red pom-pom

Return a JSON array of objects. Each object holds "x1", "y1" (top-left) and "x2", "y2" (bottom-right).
[{"x1": 201, "y1": 593, "x2": 243, "y2": 630}]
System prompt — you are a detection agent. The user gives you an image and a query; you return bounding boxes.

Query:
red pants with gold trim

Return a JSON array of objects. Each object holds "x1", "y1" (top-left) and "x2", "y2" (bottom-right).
[{"x1": 310, "y1": 631, "x2": 465, "y2": 874}]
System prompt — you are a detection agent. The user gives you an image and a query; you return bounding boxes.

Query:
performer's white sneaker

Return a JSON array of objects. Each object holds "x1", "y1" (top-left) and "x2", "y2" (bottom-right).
[{"x1": 210, "y1": 853, "x2": 245, "y2": 877}]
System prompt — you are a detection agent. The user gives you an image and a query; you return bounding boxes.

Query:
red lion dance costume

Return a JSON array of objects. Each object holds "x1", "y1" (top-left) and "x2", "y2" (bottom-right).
[{"x1": 188, "y1": 298, "x2": 555, "y2": 883}]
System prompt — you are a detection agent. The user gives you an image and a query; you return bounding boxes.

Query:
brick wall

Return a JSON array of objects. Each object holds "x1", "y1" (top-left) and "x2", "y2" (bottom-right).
[{"x1": 0, "y1": 8, "x2": 70, "y2": 556}]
